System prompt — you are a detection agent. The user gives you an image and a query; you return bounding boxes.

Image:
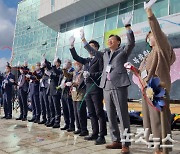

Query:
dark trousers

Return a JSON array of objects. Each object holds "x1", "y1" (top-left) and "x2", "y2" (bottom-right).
[
  {"x1": 61, "y1": 93, "x2": 75, "y2": 129},
  {"x1": 85, "y1": 92, "x2": 107, "y2": 137},
  {"x1": 40, "y1": 89, "x2": 50, "y2": 121},
  {"x1": 18, "y1": 89, "x2": 28, "y2": 118},
  {"x1": 73, "y1": 101, "x2": 88, "y2": 132},
  {"x1": 3, "y1": 92, "x2": 12, "y2": 117},
  {"x1": 48, "y1": 95, "x2": 61, "y2": 124},
  {"x1": 30, "y1": 93, "x2": 40, "y2": 120}
]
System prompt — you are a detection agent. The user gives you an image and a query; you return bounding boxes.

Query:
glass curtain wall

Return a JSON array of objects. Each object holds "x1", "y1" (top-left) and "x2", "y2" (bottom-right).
[{"x1": 12, "y1": 0, "x2": 57, "y2": 66}]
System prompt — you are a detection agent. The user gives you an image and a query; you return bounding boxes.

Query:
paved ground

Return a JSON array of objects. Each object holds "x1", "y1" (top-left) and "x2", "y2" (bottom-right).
[{"x1": 0, "y1": 109, "x2": 179, "y2": 154}]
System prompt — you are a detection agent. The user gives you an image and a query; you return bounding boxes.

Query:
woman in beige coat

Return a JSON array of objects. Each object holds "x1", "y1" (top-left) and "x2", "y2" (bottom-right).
[{"x1": 125, "y1": 0, "x2": 176, "y2": 153}]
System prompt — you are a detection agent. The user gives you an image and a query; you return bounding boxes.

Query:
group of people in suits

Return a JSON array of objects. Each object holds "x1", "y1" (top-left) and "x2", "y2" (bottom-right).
[{"x1": 0, "y1": 1, "x2": 175, "y2": 154}]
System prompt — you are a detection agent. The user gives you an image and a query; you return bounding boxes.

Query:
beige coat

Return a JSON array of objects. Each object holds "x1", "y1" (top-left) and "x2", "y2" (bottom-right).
[
  {"x1": 139, "y1": 15, "x2": 176, "y2": 92},
  {"x1": 71, "y1": 71, "x2": 85, "y2": 102}
]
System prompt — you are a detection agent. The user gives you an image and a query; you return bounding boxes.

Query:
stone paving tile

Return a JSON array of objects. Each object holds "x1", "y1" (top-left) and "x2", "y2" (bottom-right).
[{"x1": 0, "y1": 111, "x2": 179, "y2": 154}]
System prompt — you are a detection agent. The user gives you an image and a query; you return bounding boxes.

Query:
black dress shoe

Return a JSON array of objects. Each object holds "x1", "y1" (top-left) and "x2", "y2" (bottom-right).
[
  {"x1": 46, "y1": 123, "x2": 54, "y2": 127},
  {"x1": 84, "y1": 134, "x2": 98, "y2": 141},
  {"x1": 79, "y1": 131, "x2": 89, "y2": 137},
  {"x1": 38, "y1": 120, "x2": 46, "y2": 124},
  {"x1": 67, "y1": 128, "x2": 75, "y2": 132},
  {"x1": 16, "y1": 117, "x2": 22, "y2": 120},
  {"x1": 52, "y1": 124, "x2": 60, "y2": 128},
  {"x1": 95, "y1": 136, "x2": 106, "y2": 145},
  {"x1": 28, "y1": 118, "x2": 35, "y2": 122},
  {"x1": 6, "y1": 116, "x2": 12, "y2": 119},
  {"x1": 34, "y1": 119, "x2": 40, "y2": 123},
  {"x1": 22, "y1": 118, "x2": 27, "y2": 121},
  {"x1": 74, "y1": 129, "x2": 81, "y2": 134},
  {"x1": 45, "y1": 121, "x2": 50, "y2": 126},
  {"x1": 1, "y1": 116, "x2": 6, "y2": 119},
  {"x1": 61, "y1": 125, "x2": 69, "y2": 130}
]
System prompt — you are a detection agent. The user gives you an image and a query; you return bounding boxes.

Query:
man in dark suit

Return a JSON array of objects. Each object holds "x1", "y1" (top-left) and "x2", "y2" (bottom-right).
[
  {"x1": 38, "y1": 59, "x2": 51, "y2": 125},
  {"x1": 16, "y1": 66, "x2": 29, "y2": 121},
  {"x1": 81, "y1": 14, "x2": 135, "y2": 153},
  {"x1": 27, "y1": 62, "x2": 43, "y2": 123},
  {"x1": 60, "y1": 60, "x2": 75, "y2": 132},
  {"x1": 68, "y1": 36, "x2": 107, "y2": 145},
  {"x1": 46, "y1": 58, "x2": 62, "y2": 128},
  {"x1": 1, "y1": 64, "x2": 15, "y2": 119}
]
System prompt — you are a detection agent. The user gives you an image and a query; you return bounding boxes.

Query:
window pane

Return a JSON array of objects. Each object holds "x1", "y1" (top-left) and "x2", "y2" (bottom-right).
[
  {"x1": 64, "y1": 30, "x2": 73, "y2": 45},
  {"x1": 133, "y1": 3, "x2": 146, "y2": 24},
  {"x1": 105, "y1": 13, "x2": 118, "y2": 32},
  {"x1": 134, "y1": 0, "x2": 144, "y2": 5},
  {"x1": 95, "y1": 8, "x2": 106, "y2": 18},
  {"x1": 107, "y1": 4, "x2": 119, "y2": 14},
  {"x1": 84, "y1": 23, "x2": 93, "y2": 40},
  {"x1": 170, "y1": 0, "x2": 180, "y2": 14},
  {"x1": 93, "y1": 17, "x2": 105, "y2": 38},
  {"x1": 85, "y1": 13, "x2": 94, "y2": 22},
  {"x1": 95, "y1": 37, "x2": 103, "y2": 50},
  {"x1": 120, "y1": 0, "x2": 133, "y2": 9},
  {"x1": 118, "y1": 7, "x2": 133, "y2": 28},
  {"x1": 62, "y1": 46, "x2": 73, "y2": 63},
  {"x1": 152, "y1": 0, "x2": 168, "y2": 17}
]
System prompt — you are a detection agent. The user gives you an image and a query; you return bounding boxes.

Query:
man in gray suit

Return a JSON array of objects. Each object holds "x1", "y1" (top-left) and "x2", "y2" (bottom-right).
[{"x1": 81, "y1": 14, "x2": 135, "y2": 154}]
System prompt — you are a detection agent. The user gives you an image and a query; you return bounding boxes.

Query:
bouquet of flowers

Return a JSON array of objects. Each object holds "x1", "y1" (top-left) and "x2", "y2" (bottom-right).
[{"x1": 146, "y1": 77, "x2": 166, "y2": 111}]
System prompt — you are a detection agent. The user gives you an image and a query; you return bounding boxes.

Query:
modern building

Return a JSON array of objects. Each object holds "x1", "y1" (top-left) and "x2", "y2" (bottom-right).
[
  {"x1": 12, "y1": 0, "x2": 180, "y2": 99},
  {"x1": 12, "y1": 0, "x2": 57, "y2": 67}
]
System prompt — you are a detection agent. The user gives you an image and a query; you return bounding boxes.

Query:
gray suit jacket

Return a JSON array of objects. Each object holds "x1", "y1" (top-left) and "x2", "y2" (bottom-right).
[{"x1": 84, "y1": 29, "x2": 135, "y2": 89}]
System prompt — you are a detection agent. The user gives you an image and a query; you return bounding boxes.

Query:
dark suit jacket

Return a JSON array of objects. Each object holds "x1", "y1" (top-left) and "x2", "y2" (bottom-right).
[
  {"x1": 84, "y1": 30, "x2": 135, "y2": 89},
  {"x1": 39, "y1": 74, "x2": 50, "y2": 91},
  {"x1": 29, "y1": 70, "x2": 43, "y2": 95},
  {"x1": 47, "y1": 66, "x2": 62, "y2": 96},
  {"x1": 2, "y1": 72, "x2": 15, "y2": 94},
  {"x1": 18, "y1": 74, "x2": 29, "y2": 92},
  {"x1": 70, "y1": 47, "x2": 103, "y2": 94}
]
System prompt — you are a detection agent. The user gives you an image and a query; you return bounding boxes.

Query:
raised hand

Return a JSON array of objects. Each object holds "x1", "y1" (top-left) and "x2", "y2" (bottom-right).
[
  {"x1": 9, "y1": 79, "x2": 15, "y2": 83},
  {"x1": 41, "y1": 56, "x2": 46, "y2": 67},
  {"x1": 124, "y1": 62, "x2": 139, "y2": 77},
  {"x1": 124, "y1": 62, "x2": 134, "y2": 69},
  {"x1": 66, "y1": 82, "x2": 72, "y2": 87},
  {"x1": 144, "y1": 0, "x2": 157, "y2": 10},
  {"x1": 122, "y1": 12, "x2": 133, "y2": 27},
  {"x1": 69, "y1": 35, "x2": 75, "y2": 47},
  {"x1": 45, "y1": 70, "x2": 51, "y2": 76},
  {"x1": 83, "y1": 71, "x2": 90, "y2": 79},
  {"x1": 53, "y1": 57, "x2": 58, "y2": 65},
  {"x1": 25, "y1": 74, "x2": 31, "y2": 78},
  {"x1": 63, "y1": 63, "x2": 68, "y2": 69},
  {"x1": 80, "y1": 29, "x2": 85, "y2": 40}
]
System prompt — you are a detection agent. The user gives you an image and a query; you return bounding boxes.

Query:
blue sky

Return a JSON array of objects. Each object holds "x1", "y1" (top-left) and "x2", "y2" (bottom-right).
[
  {"x1": 3, "y1": 0, "x2": 21, "y2": 8},
  {"x1": 0, "y1": 0, "x2": 21, "y2": 71}
]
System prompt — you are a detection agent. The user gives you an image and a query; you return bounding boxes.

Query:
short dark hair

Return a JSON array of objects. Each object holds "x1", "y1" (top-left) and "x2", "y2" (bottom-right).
[
  {"x1": 6, "y1": 62, "x2": 11, "y2": 69},
  {"x1": 109, "y1": 35, "x2": 121, "y2": 47},
  {"x1": 6, "y1": 65, "x2": 11, "y2": 70},
  {"x1": 89, "y1": 40, "x2": 100, "y2": 50},
  {"x1": 57, "y1": 58, "x2": 61, "y2": 64}
]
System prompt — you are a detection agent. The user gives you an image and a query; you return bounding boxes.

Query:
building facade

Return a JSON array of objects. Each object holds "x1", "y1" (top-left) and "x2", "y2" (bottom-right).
[{"x1": 12, "y1": 0, "x2": 57, "y2": 66}]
